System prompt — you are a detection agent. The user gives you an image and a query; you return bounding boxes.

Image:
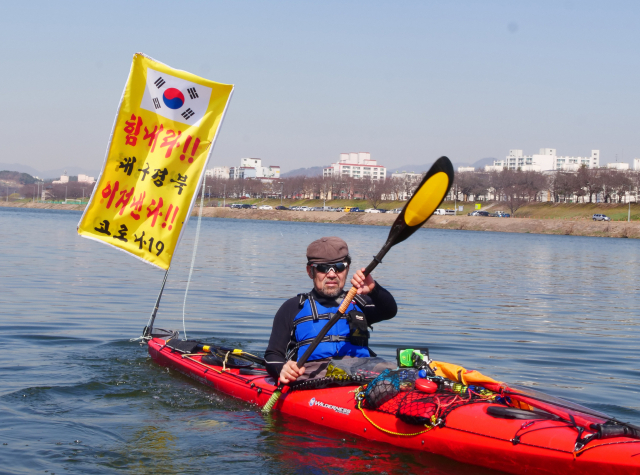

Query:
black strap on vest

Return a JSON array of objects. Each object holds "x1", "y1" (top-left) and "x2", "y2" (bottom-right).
[
  {"x1": 308, "y1": 294, "x2": 319, "y2": 321},
  {"x1": 293, "y1": 313, "x2": 347, "y2": 326},
  {"x1": 290, "y1": 334, "x2": 350, "y2": 352}
]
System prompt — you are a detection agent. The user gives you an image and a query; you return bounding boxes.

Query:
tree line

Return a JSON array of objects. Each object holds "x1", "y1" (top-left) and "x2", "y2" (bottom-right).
[
  {"x1": 453, "y1": 167, "x2": 640, "y2": 215},
  {"x1": 199, "y1": 173, "x2": 418, "y2": 209},
  {"x1": 10, "y1": 166, "x2": 640, "y2": 216}
]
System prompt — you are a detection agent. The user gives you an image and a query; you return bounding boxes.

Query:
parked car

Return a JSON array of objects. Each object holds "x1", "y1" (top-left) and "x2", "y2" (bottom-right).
[
  {"x1": 364, "y1": 208, "x2": 381, "y2": 213},
  {"x1": 434, "y1": 209, "x2": 446, "y2": 215},
  {"x1": 335, "y1": 207, "x2": 345, "y2": 212},
  {"x1": 230, "y1": 204, "x2": 243, "y2": 209},
  {"x1": 493, "y1": 211, "x2": 511, "y2": 218},
  {"x1": 240, "y1": 204, "x2": 252, "y2": 209},
  {"x1": 469, "y1": 210, "x2": 490, "y2": 217},
  {"x1": 593, "y1": 214, "x2": 611, "y2": 221},
  {"x1": 299, "y1": 206, "x2": 311, "y2": 211},
  {"x1": 349, "y1": 207, "x2": 364, "y2": 212},
  {"x1": 258, "y1": 205, "x2": 273, "y2": 210},
  {"x1": 390, "y1": 208, "x2": 402, "y2": 214},
  {"x1": 275, "y1": 205, "x2": 289, "y2": 210}
]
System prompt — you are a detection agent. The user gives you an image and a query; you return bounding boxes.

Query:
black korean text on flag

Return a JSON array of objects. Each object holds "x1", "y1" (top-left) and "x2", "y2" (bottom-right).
[
  {"x1": 181, "y1": 108, "x2": 195, "y2": 120},
  {"x1": 187, "y1": 87, "x2": 199, "y2": 99},
  {"x1": 153, "y1": 98, "x2": 161, "y2": 110},
  {"x1": 154, "y1": 77, "x2": 166, "y2": 88}
]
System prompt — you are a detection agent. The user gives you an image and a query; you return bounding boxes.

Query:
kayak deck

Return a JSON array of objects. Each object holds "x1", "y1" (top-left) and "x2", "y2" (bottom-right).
[{"x1": 148, "y1": 338, "x2": 640, "y2": 475}]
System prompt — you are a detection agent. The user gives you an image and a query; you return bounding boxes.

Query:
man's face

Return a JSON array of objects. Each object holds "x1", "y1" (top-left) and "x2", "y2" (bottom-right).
[{"x1": 307, "y1": 262, "x2": 349, "y2": 298}]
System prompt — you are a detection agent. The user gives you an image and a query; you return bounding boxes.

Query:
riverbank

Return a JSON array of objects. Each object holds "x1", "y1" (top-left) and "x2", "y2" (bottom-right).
[{"x1": 3, "y1": 201, "x2": 639, "y2": 238}]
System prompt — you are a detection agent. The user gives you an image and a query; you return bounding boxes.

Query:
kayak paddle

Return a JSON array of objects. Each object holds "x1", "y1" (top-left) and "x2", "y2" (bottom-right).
[{"x1": 262, "y1": 156, "x2": 454, "y2": 414}]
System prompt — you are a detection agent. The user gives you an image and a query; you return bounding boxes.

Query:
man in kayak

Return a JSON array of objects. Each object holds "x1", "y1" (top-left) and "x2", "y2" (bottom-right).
[{"x1": 265, "y1": 236, "x2": 397, "y2": 384}]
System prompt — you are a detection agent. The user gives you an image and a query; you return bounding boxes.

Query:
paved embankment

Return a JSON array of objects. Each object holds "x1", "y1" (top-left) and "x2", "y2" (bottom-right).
[{"x1": 3, "y1": 202, "x2": 639, "y2": 238}]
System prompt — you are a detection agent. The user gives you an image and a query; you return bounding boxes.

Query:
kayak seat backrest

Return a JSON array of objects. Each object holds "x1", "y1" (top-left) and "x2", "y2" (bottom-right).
[{"x1": 166, "y1": 339, "x2": 200, "y2": 354}]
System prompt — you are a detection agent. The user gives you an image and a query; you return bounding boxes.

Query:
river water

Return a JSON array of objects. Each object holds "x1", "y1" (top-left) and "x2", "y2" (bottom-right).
[{"x1": 0, "y1": 207, "x2": 638, "y2": 474}]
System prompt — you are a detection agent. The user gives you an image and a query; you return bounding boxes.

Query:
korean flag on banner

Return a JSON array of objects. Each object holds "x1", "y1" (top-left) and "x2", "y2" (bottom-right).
[{"x1": 140, "y1": 68, "x2": 213, "y2": 126}]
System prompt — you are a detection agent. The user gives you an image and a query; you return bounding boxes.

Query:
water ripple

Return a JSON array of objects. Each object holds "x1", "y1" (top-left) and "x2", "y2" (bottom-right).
[{"x1": 0, "y1": 208, "x2": 638, "y2": 474}]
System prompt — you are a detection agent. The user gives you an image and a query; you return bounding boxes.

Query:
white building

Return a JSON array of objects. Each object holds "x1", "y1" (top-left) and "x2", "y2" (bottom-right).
[
  {"x1": 606, "y1": 162, "x2": 630, "y2": 170},
  {"x1": 229, "y1": 158, "x2": 280, "y2": 181},
  {"x1": 323, "y1": 153, "x2": 387, "y2": 180},
  {"x1": 634, "y1": 158, "x2": 640, "y2": 171},
  {"x1": 52, "y1": 172, "x2": 69, "y2": 184},
  {"x1": 487, "y1": 149, "x2": 600, "y2": 172},
  {"x1": 457, "y1": 166, "x2": 475, "y2": 172},
  {"x1": 52, "y1": 172, "x2": 94, "y2": 184},
  {"x1": 205, "y1": 167, "x2": 230, "y2": 179}
]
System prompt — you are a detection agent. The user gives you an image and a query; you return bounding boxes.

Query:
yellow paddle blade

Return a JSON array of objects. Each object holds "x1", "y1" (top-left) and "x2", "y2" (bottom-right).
[{"x1": 404, "y1": 171, "x2": 451, "y2": 226}]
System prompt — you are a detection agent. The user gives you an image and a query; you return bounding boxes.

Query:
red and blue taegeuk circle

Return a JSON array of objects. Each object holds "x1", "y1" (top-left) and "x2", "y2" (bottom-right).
[{"x1": 162, "y1": 88, "x2": 185, "y2": 109}]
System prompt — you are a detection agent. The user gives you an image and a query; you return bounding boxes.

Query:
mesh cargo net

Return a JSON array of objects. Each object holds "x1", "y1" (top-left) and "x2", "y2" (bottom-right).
[
  {"x1": 291, "y1": 358, "x2": 397, "y2": 391},
  {"x1": 363, "y1": 369, "x2": 418, "y2": 407},
  {"x1": 362, "y1": 369, "x2": 498, "y2": 426}
]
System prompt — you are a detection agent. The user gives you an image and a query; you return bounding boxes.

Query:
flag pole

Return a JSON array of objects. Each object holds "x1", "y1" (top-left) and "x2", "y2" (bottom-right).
[{"x1": 143, "y1": 266, "x2": 171, "y2": 339}]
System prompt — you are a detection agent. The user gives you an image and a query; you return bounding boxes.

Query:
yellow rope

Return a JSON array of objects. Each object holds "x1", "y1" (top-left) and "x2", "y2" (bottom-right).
[
  {"x1": 223, "y1": 351, "x2": 230, "y2": 371},
  {"x1": 183, "y1": 355, "x2": 225, "y2": 374},
  {"x1": 357, "y1": 401, "x2": 435, "y2": 437}
]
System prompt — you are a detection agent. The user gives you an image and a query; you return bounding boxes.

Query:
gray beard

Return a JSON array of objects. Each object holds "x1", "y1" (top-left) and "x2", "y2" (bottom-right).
[{"x1": 317, "y1": 283, "x2": 343, "y2": 299}]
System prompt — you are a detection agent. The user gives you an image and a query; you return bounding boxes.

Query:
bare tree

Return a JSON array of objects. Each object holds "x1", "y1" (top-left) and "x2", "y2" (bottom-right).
[
  {"x1": 575, "y1": 166, "x2": 601, "y2": 203},
  {"x1": 470, "y1": 172, "x2": 490, "y2": 201},
  {"x1": 501, "y1": 170, "x2": 530, "y2": 215},
  {"x1": 454, "y1": 172, "x2": 477, "y2": 201},
  {"x1": 608, "y1": 170, "x2": 631, "y2": 203},
  {"x1": 361, "y1": 178, "x2": 391, "y2": 209}
]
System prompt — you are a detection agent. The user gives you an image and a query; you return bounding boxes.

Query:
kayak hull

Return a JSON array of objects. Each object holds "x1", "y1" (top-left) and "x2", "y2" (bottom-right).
[{"x1": 148, "y1": 338, "x2": 640, "y2": 475}]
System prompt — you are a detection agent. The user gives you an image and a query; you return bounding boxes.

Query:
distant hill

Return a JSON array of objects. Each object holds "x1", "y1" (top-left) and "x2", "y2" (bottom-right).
[
  {"x1": 0, "y1": 163, "x2": 41, "y2": 177},
  {"x1": 0, "y1": 170, "x2": 37, "y2": 185},
  {"x1": 280, "y1": 166, "x2": 325, "y2": 178},
  {"x1": 0, "y1": 163, "x2": 101, "y2": 180},
  {"x1": 468, "y1": 157, "x2": 496, "y2": 169},
  {"x1": 386, "y1": 164, "x2": 431, "y2": 174}
]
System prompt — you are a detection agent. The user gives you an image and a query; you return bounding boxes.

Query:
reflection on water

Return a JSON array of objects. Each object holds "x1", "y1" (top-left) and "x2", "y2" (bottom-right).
[{"x1": 0, "y1": 207, "x2": 638, "y2": 474}]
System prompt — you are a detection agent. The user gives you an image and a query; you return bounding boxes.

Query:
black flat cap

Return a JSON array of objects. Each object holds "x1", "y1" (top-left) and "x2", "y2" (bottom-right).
[{"x1": 306, "y1": 236, "x2": 350, "y2": 264}]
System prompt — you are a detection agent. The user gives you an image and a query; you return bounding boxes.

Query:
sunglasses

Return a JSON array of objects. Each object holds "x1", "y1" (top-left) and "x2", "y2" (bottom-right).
[{"x1": 311, "y1": 262, "x2": 349, "y2": 274}]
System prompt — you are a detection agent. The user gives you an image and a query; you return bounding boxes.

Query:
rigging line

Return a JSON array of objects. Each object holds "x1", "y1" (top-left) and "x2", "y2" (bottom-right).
[{"x1": 182, "y1": 173, "x2": 206, "y2": 340}]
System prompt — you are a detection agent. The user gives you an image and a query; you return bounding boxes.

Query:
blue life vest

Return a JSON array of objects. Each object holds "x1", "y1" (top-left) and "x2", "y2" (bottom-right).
[{"x1": 288, "y1": 293, "x2": 371, "y2": 361}]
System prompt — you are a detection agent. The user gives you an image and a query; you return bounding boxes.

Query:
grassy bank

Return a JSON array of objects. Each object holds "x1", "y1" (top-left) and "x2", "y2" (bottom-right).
[
  {"x1": 3, "y1": 198, "x2": 639, "y2": 221},
  {"x1": 214, "y1": 197, "x2": 639, "y2": 221},
  {"x1": 3, "y1": 201, "x2": 639, "y2": 238}
]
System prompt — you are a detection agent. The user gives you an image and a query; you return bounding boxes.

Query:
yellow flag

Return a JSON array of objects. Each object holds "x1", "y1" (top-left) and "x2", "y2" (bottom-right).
[{"x1": 78, "y1": 53, "x2": 233, "y2": 270}]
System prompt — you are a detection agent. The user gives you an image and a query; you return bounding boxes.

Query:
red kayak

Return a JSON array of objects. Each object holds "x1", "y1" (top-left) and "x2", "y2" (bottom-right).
[{"x1": 148, "y1": 337, "x2": 640, "y2": 475}]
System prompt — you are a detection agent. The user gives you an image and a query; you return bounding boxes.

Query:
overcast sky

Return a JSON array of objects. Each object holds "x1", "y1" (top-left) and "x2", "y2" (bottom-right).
[{"x1": 1, "y1": 0, "x2": 638, "y2": 174}]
